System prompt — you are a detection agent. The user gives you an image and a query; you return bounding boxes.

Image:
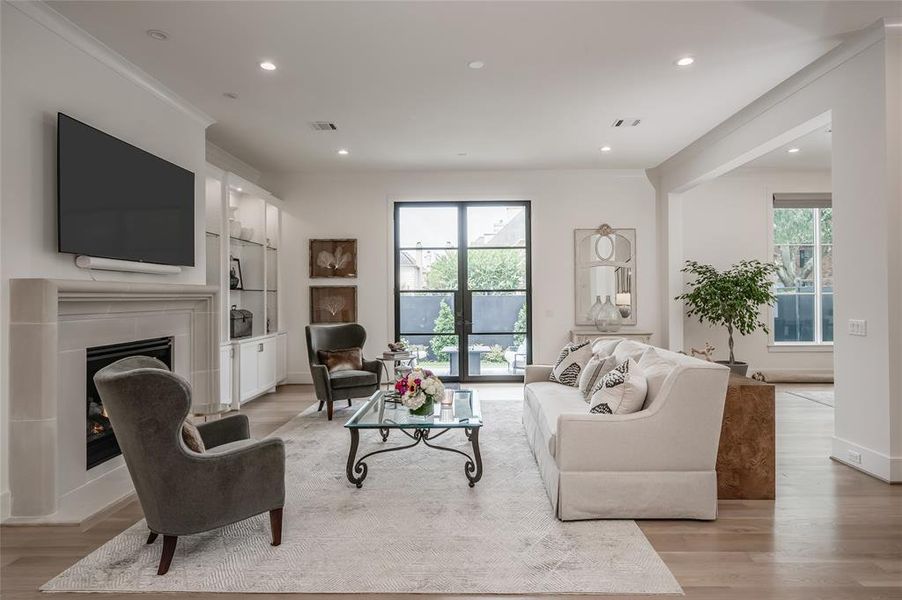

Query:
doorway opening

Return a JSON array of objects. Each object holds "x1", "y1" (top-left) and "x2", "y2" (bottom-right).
[{"x1": 394, "y1": 201, "x2": 532, "y2": 383}]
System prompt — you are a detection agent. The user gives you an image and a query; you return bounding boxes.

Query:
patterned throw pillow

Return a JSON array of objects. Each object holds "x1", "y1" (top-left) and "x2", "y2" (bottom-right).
[
  {"x1": 549, "y1": 341, "x2": 593, "y2": 387},
  {"x1": 578, "y1": 354, "x2": 618, "y2": 400},
  {"x1": 181, "y1": 420, "x2": 206, "y2": 453},
  {"x1": 317, "y1": 347, "x2": 364, "y2": 373},
  {"x1": 587, "y1": 358, "x2": 648, "y2": 415}
]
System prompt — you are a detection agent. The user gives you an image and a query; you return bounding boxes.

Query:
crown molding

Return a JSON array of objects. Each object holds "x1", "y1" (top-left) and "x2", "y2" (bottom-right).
[
  {"x1": 8, "y1": 0, "x2": 215, "y2": 128},
  {"x1": 205, "y1": 141, "x2": 262, "y2": 183}
]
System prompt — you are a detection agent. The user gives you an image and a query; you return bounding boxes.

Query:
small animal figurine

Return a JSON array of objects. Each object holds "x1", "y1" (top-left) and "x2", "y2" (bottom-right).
[
  {"x1": 689, "y1": 341, "x2": 716, "y2": 362},
  {"x1": 387, "y1": 341, "x2": 407, "y2": 352},
  {"x1": 751, "y1": 371, "x2": 767, "y2": 382}
]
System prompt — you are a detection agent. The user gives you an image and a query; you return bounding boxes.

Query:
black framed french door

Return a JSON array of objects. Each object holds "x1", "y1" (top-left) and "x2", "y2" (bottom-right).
[{"x1": 394, "y1": 201, "x2": 532, "y2": 383}]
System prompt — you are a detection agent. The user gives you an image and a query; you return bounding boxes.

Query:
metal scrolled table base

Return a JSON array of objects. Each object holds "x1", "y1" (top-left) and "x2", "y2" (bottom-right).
[{"x1": 346, "y1": 426, "x2": 482, "y2": 488}]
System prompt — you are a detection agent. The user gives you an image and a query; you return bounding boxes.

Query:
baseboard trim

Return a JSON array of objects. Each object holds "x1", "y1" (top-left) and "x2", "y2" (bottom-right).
[
  {"x1": 0, "y1": 490, "x2": 10, "y2": 520},
  {"x1": 758, "y1": 368, "x2": 833, "y2": 383},
  {"x1": 831, "y1": 437, "x2": 901, "y2": 483},
  {"x1": 286, "y1": 371, "x2": 312, "y2": 384}
]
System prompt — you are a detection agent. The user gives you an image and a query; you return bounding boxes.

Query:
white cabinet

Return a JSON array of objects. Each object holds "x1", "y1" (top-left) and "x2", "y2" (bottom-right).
[
  {"x1": 219, "y1": 344, "x2": 233, "y2": 406},
  {"x1": 237, "y1": 334, "x2": 279, "y2": 404},
  {"x1": 276, "y1": 332, "x2": 287, "y2": 383},
  {"x1": 239, "y1": 340, "x2": 259, "y2": 402},
  {"x1": 259, "y1": 337, "x2": 277, "y2": 391}
]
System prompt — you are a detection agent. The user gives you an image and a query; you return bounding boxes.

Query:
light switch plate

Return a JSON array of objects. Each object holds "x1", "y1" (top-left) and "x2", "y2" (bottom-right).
[{"x1": 848, "y1": 319, "x2": 867, "y2": 336}]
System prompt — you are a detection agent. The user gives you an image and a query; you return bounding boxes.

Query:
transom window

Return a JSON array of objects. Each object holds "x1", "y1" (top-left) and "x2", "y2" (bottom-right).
[{"x1": 771, "y1": 193, "x2": 832, "y2": 344}]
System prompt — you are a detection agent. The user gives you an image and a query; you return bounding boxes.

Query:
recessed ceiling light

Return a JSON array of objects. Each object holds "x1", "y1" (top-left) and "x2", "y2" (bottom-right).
[
  {"x1": 787, "y1": 147, "x2": 800, "y2": 153},
  {"x1": 675, "y1": 56, "x2": 694, "y2": 67},
  {"x1": 467, "y1": 60, "x2": 485, "y2": 70},
  {"x1": 600, "y1": 146, "x2": 612, "y2": 152},
  {"x1": 337, "y1": 149, "x2": 349, "y2": 156},
  {"x1": 223, "y1": 92, "x2": 238, "y2": 100},
  {"x1": 235, "y1": 187, "x2": 243, "y2": 192},
  {"x1": 259, "y1": 61, "x2": 277, "y2": 71},
  {"x1": 146, "y1": 29, "x2": 168, "y2": 41}
]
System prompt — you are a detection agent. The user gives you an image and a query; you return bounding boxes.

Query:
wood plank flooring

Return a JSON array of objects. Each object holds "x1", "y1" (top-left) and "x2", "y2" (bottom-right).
[{"x1": 2, "y1": 383, "x2": 900, "y2": 599}]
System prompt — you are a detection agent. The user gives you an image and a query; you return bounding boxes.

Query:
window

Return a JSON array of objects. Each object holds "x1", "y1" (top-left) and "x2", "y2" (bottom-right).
[{"x1": 771, "y1": 193, "x2": 832, "y2": 344}]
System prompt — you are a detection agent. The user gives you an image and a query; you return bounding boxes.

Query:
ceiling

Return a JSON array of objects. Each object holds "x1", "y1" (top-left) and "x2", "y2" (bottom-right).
[
  {"x1": 741, "y1": 125, "x2": 833, "y2": 170},
  {"x1": 49, "y1": 1, "x2": 900, "y2": 174}
]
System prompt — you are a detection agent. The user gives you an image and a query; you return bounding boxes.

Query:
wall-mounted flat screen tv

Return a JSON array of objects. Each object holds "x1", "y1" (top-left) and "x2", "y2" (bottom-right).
[{"x1": 57, "y1": 113, "x2": 195, "y2": 267}]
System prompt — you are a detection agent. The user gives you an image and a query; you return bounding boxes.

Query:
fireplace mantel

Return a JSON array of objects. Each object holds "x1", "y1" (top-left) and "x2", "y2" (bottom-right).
[{"x1": 6, "y1": 278, "x2": 220, "y2": 524}]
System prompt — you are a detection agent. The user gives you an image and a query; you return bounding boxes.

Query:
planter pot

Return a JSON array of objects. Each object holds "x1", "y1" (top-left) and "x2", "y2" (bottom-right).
[
  {"x1": 716, "y1": 360, "x2": 749, "y2": 377},
  {"x1": 409, "y1": 398, "x2": 435, "y2": 417}
]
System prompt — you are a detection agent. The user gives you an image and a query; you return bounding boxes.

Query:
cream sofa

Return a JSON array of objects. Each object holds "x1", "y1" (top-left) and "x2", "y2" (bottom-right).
[{"x1": 523, "y1": 340, "x2": 729, "y2": 521}]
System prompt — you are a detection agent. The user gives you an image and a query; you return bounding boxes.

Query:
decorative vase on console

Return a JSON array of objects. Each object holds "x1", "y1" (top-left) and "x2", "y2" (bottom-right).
[{"x1": 591, "y1": 295, "x2": 622, "y2": 332}]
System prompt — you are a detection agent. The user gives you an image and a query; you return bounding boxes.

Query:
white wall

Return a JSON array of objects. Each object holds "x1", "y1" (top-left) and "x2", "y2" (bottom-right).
[
  {"x1": 0, "y1": 2, "x2": 211, "y2": 517},
  {"x1": 681, "y1": 168, "x2": 834, "y2": 376},
  {"x1": 649, "y1": 19, "x2": 901, "y2": 482},
  {"x1": 263, "y1": 169, "x2": 658, "y2": 383}
]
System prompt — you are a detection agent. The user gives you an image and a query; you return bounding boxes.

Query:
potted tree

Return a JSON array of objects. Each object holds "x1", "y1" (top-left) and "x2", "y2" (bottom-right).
[{"x1": 675, "y1": 259, "x2": 777, "y2": 376}]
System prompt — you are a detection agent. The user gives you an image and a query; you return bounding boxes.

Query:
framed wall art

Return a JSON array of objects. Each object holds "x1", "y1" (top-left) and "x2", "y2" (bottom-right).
[
  {"x1": 310, "y1": 286, "x2": 357, "y2": 323},
  {"x1": 310, "y1": 239, "x2": 358, "y2": 278}
]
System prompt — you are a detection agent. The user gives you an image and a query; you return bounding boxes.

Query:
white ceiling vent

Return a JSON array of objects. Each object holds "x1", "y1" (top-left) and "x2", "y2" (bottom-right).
[
  {"x1": 611, "y1": 118, "x2": 641, "y2": 128},
  {"x1": 309, "y1": 121, "x2": 338, "y2": 131}
]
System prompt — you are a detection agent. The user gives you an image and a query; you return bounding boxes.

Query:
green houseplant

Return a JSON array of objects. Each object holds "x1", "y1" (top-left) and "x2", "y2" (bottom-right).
[{"x1": 675, "y1": 260, "x2": 777, "y2": 376}]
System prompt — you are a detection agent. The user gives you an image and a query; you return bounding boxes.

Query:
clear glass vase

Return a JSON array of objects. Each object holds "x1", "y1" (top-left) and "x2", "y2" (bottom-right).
[{"x1": 593, "y1": 295, "x2": 623, "y2": 332}]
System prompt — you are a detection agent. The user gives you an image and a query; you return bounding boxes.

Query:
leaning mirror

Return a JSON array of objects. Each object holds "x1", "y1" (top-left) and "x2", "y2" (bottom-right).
[{"x1": 574, "y1": 225, "x2": 636, "y2": 328}]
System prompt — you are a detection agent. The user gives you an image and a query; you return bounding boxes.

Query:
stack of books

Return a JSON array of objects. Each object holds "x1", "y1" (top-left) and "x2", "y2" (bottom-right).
[{"x1": 383, "y1": 350, "x2": 412, "y2": 360}]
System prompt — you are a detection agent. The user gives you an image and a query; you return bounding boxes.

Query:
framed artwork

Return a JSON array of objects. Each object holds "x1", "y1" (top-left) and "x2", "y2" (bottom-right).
[
  {"x1": 229, "y1": 256, "x2": 244, "y2": 290},
  {"x1": 310, "y1": 286, "x2": 357, "y2": 323},
  {"x1": 310, "y1": 239, "x2": 358, "y2": 278}
]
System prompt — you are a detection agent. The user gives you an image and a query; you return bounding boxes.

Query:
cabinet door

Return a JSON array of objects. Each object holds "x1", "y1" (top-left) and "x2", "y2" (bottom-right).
[
  {"x1": 239, "y1": 341, "x2": 259, "y2": 401},
  {"x1": 276, "y1": 333, "x2": 287, "y2": 382},
  {"x1": 219, "y1": 345, "x2": 233, "y2": 405},
  {"x1": 258, "y1": 338, "x2": 277, "y2": 391}
]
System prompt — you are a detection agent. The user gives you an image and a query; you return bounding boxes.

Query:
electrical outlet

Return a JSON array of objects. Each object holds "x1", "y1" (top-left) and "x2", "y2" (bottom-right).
[
  {"x1": 848, "y1": 319, "x2": 867, "y2": 336},
  {"x1": 847, "y1": 450, "x2": 862, "y2": 464}
]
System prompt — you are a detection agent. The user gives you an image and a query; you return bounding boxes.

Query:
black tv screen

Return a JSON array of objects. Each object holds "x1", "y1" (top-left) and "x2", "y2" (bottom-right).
[{"x1": 57, "y1": 113, "x2": 195, "y2": 267}]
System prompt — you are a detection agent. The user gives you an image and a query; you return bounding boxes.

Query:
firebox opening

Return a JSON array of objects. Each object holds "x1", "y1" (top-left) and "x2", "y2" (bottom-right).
[{"x1": 86, "y1": 336, "x2": 174, "y2": 470}]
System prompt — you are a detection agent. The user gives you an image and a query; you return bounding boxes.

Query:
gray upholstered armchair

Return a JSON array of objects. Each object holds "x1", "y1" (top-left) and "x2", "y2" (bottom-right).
[
  {"x1": 94, "y1": 356, "x2": 285, "y2": 576},
  {"x1": 305, "y1": 324, "x2": 382, "y2": 420}
]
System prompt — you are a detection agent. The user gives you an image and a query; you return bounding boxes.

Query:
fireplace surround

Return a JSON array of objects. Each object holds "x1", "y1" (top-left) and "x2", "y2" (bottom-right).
[{"x1": 6, "y1": 279, "x2": 219, "y2": 523}]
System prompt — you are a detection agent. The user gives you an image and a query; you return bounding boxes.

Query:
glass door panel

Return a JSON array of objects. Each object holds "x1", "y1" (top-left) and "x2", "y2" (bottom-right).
[{"x1": 396, "y1": 205, "x2": 461, "y2": 378}]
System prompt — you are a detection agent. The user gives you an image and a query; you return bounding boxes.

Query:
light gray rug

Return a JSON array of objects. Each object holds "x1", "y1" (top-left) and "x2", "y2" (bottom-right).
[
  {"x1": 788, "y1": 390, "x2": 835, "y2": 407},
  {"x1": 43, "y1": 399, "x2": 682, "y2": 595}
]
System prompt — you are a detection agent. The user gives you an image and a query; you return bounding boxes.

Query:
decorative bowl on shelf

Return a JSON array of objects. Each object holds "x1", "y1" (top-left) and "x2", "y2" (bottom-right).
[{"x1": 240, "y1": 227, "x2": 255, "y2": 240}]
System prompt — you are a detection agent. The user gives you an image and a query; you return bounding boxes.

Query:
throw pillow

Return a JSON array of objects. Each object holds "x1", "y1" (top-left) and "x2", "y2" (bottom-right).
[
  {"x1": 588, "y1": 358, "x2": 648, "y2": 415},
  {"x1": 613, "y1": 339, "x2": 649, "y2": 364},
  {"x1": 318, "y1": 347, "x2": 364, "y2": 373},
  {"x1": 591, "y1": 338, "x2": 620, "y2": 357},
  {"x1": 637, "y1": 347, "x2": 676, "y2": 408},
  {"x1": 549, "y1": 341, "x2": 593, "y2": 387},
  {"x1": 578, "y1": 353, "x2": 618, "y2": 400},
  {"x1": 181, "y1": 420, "x2": 206, "y2": 453}
]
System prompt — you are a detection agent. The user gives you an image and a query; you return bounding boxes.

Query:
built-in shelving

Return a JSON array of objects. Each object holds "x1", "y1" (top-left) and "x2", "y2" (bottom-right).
[{"x1": 205, "y1": 165, "x2": 286, "y2": 408}]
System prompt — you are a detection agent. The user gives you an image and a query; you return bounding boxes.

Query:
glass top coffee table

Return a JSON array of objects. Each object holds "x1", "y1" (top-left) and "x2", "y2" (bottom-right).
[{"x1": 344, "y1": 389, "x2": 483, "y2": 488}]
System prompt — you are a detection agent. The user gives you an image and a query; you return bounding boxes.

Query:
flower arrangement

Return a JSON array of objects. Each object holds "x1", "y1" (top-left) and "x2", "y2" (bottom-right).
[{"x1": 394, "y1": 368, "x2": 444, "y2": 416}]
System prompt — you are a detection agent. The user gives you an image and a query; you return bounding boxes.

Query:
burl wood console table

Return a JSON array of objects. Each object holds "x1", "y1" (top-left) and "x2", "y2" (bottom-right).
[{"x1": 716, "y1": 374, "x2": 776, "y2": 499}]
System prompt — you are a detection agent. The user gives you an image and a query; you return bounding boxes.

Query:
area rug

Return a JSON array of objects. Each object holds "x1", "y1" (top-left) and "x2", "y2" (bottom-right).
[
  {"x1": 787, "y1": 390, "x2": 835, "y2": 407},
  {"x1": 43, "y1": 399, "x2": 682, "y2": 595}
]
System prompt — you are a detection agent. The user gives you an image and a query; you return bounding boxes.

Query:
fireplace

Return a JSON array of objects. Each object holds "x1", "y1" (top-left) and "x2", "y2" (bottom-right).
[{"x1": 86, "y1": 337, "x2": 174, "y2": 470}]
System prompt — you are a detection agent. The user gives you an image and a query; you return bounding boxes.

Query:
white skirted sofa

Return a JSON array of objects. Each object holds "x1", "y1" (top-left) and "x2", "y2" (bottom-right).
[{"x1": 523, "y1": 340, "x2": 729, "y2": 521}]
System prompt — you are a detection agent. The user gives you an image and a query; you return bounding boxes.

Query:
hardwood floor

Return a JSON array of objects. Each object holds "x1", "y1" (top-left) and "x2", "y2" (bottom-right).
[{"x1": 2, "y1": 384, "x2": 900, "y2": 599}]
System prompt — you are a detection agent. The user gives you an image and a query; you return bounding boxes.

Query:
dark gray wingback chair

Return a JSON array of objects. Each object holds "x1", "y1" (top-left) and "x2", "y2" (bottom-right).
[
  {"x1": 305, "y1": 324, "x2": 382, "y2": 420},
  {"x1": 93, "y1": 356, "x2": 285, "y2": 576}
]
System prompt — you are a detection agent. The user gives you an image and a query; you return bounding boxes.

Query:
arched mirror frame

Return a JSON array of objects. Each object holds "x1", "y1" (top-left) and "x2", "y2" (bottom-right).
[{"x1": 574, "y1": 225, "x2": 637, "y2": 326}]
